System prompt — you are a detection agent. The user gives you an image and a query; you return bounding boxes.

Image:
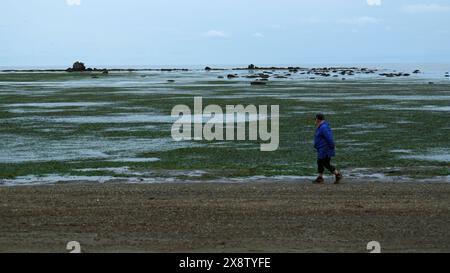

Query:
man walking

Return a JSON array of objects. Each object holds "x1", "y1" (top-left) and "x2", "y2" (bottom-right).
[{"x1": 313, "y1": 113, "x2": 342, "y2": 184}]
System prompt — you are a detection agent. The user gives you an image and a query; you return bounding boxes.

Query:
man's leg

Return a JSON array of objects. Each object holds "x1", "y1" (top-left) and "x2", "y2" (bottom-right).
[
  {"x1": 323, "y1": 157, "x2": 336, "y2": 174},
  {"x1": 314, "y1": 159, "x2": 325, "y2": 183},
  {"x1": 323, "y1": 158, "x2": 343, "y2": 183}
]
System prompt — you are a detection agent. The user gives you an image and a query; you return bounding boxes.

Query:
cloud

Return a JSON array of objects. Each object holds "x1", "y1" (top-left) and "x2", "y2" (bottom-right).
[
  {"x1": 252, "y1": 32, "x2": 264, "y2": 38},
  {"x1": 203, "y1": 30, "x2": 228, "y2": 38},
  {"x1": 402, "y1": 4, "x2": 450, "y2": 14},
  {"x1": 339, "y1": 16, "x2": 382, "y2": 26},
  {"x1": 367, "y1": 0, "x2": 381, "y2": 6},
  {"x1": 66, "y1": 0, "x2": 81, "y2": 6}
]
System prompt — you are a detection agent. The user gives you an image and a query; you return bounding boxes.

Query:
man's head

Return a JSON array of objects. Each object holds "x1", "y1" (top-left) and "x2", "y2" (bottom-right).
[{"x1": 315, "y1": 113, "x2": 325, "y2": 126}]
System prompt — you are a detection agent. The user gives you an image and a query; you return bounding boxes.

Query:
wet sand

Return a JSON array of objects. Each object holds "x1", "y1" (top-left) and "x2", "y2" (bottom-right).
[{"x1": 0, "y1": 180, "x2": 449, "y2": 253}]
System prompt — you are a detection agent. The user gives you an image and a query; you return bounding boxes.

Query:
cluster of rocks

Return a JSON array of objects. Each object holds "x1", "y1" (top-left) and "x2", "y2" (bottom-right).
[
  {"x1": 379, "y1": 72, "x2": 410, "y2": 78},
  {"x1": 378, "y1": 69, "x2": 426, "y2": 78},
  {"x1": 305, "y1": 67, "x2": 369, "y2": 77},
  {"x1": 235, "y1": 65, "x2": 304, "y2": 71},
  {"x1": 58, "y1": 63, "x2": 449, "y2": 84},
  {"x1": 215, "y1": 65, "x2": 383, "y2": 84},
  {"x1": 204, "y1": 65, "x2": 447, "y2": 82},
  {"x1": 227, "y1": 74, "x2": 239, "y2": 79},
  {"x1": 160, "y1": 68, "x2": 189, "y2": 72},
  {"x1": 223, "y1": 71, "x2": 283, "y2": 85},
  {"x1": 66, "y1": 61, "x2": 108, "y2": 74},
  {"x1": 204, "y1": 66, "x2": 225, "y2": 71},
  {"x1": 7, "y1": 63, "x2": 446, "y2": 81},
  {"x1": 67, "y1": 61, "x2": 86, "y2": 72},
  {"x1": 66, "y1": 62, "x2": 192, "y2": 74}
]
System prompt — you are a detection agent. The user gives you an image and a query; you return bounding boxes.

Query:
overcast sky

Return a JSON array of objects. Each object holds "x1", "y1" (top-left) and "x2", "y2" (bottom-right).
[{"x1": 1, "y1": 0, "x2": 450, "y2": 67}]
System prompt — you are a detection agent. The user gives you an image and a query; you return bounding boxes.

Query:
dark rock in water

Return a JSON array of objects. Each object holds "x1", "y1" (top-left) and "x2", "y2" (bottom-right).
[
  {"x1": 66, "y1": 61, "x2": 86, "y2": 72},
  {"x1": 342, "y1": 78, "x2": 346, "y2": 80},
  {"x1": 403, "y1": 73, "x2": 410, "y2": 77},
  {"x1": 91, "y1": 76, "x2": 99, "y2": 79},
  {"x1": 428, "y1": 82, "x2": 434, "y2": 84},
  {"x1": 413, "y1": 70, "x2": 421, "y2": 74},
  {"x1": 73, "y1": 61, "x2": 86, "y2": 71},
  {"x1": 259, "y1": 73, "x2": 270, "y2": 79},
  {"x1": 380, "y1": 72, "x2": 403, "y2": 78},
  {"x1": 217, "y1": 76, "x2": 224, "y2": 79},
  {"x1": 204, "y1": 66, "x2": 212, "y2": 71},
  {"x1": 250, "y1": 80, "x2": 266, "y2": 85},
  {"x1": 167, "y1": 80, "x2": 175, "y2": 83},
  {"x1": 227, "y1": 74, "x2": 238, "y2": 79},
  {"x1": 248, "y1": 64, "x2": 256, "y2": 70},
  {"x1": 102, "y1": 69, "x2": 108, "y2": 74},
  {"x1": 274, "y1": 75, "x2": 288, "y2": 79},
  {"x1": 446, "y1": 75, "x2": 449, "y2": 78}
]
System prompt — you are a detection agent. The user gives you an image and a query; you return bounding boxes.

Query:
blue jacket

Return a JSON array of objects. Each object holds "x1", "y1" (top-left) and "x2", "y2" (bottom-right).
[{"x1": 314, "y1": 121, "x2": 336, "y2": 159}]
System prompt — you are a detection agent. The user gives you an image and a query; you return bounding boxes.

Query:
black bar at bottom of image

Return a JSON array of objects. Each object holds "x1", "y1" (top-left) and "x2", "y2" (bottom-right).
[{"x1": 1, "y1": 253, "x2": 444, "y2": 272}]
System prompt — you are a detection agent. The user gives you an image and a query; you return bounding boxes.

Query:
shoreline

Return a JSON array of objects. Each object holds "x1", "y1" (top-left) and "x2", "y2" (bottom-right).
[
  {"x1": 2, "y1": 65, "x2": 447, "y2": 80},
  {"x1": 0, "y1": 65, "x2": 364, "y2": 72},
  {"x1": 1, "y1": 180, "x2": 449, "y2": 252},
  {"x1": 0, "y1": 66, "x2": 363, "y2": 73},
  {"x1": 1, "y1": 175, "x2": 449, "y2": 187}
]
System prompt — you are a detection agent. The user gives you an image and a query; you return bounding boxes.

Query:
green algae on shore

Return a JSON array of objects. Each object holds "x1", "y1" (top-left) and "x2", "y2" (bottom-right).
[{"x1": 0, "y1": 70, "x2": 449, "y2": 184}]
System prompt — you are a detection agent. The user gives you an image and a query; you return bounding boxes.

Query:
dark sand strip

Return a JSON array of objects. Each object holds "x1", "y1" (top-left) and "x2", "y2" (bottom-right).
[{"x1": 0, "y1": 181, "x2": 449, "y2": 252}]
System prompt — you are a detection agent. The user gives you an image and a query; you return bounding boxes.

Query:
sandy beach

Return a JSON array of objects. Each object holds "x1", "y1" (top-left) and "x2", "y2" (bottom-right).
[{"x1": 0, "y1": 180, "x2": 449, "y2": 253}]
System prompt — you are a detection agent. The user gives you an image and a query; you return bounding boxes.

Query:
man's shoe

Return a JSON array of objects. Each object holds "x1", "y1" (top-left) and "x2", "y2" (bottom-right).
[
  {"x1": 313, "y1": 176, "x2": 324, "y2": 184},
  {"x1": 334, "y1": 172, "x2": 343, "y2": 184}
]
